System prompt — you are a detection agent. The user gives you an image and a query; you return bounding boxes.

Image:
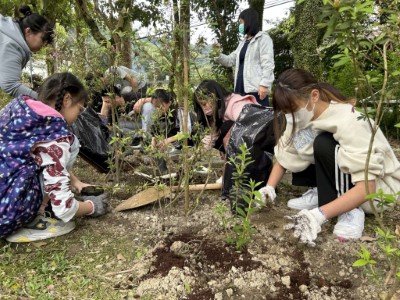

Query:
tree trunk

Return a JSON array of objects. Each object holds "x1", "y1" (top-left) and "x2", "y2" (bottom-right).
[
  {"x1": 289, "y1": 0, "x2": 322, "y2": 79},
  {"x1": 115, "y1": 0, "x2": 132, "y2": 67},
  {"x1": 42, "y1": 0, "x2": 58, "y2": 74},
  {"x1": 169, "y1": 0, "x2": 180, "y2": 92},
  {"x1": 74, "y1": 0, "x2": 110, "y2": 47},
  {"x1": 181, "y1": 0, "x2": 190, "y2": 214},
  {"x1": 248, "y1": 0, "x2": 265, "y2": 30},
  {"x1": 120, "y1": 18, "x2": 132, "y2": 67}
]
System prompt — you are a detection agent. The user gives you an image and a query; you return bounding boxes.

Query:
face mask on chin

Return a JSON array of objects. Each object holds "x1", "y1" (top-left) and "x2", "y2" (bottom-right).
[{"x1": 294, "y1": 98, "x2": 315, "y2": 129}]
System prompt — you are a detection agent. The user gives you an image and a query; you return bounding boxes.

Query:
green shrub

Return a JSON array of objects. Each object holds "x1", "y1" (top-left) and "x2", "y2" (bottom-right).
[{"x1": 0, "y1": 90, "x2": 11, "y2": 110}]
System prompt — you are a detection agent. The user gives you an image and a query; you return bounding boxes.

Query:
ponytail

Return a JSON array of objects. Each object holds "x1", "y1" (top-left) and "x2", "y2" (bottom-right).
[{"x1": 16, "y1": 5, "x2": 54, "y2": 45}]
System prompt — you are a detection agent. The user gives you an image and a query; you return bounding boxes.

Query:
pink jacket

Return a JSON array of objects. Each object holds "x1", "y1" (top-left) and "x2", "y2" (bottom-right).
[{"x1": 224, "y1": 93, "x2": 258, "y2": 122}]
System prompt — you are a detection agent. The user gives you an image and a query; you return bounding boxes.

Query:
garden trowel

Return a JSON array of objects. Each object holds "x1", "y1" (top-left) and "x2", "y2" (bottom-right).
[{"x1": 114, "y1": 183, "x2": 222, "y2": 212}]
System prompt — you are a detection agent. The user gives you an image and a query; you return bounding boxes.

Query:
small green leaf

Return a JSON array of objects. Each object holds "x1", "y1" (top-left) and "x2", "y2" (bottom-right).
[
  {"x1": 338, "y1": 6, "x2": 352, "y2": 13},
  {"x1": 376, "y1": 227, "x2": 386, "y2": 237},
  {"x1": 333, "y1": 57, "x2": 351, "y2": 67},
  {"x1": 236, "y1": 207, "x2": 246, "y2": 217},
  {"x1": 247, "y1": 207, "x2": 257, "y2": 214},
  {"x1": 353, "y1": 259, "x2": 368, "y2": 267}
]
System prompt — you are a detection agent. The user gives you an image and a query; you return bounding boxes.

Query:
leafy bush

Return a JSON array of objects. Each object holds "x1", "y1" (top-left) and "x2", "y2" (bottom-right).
[{"x1": 0, "y1": 90, "x2": 11, "y2": 110}]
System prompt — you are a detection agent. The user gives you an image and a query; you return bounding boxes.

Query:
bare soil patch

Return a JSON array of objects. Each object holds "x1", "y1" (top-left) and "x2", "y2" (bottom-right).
[
  {"x1": 1, "y1": 143, "x2": 399, "y2": 299},
  {"x1": 68, "y1": 145, "x2": 400, "y2": 300}
]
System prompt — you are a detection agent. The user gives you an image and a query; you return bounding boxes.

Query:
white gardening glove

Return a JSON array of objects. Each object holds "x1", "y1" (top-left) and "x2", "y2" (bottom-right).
[
  {"x1": 258, "y1": 185, "x2": 276, "y2": 206},
  {"x1": 284, "y1": 208, "x2": 327, "y2": 247},
  {"x1": 201, "y1": 133, "x2": 219, "y2": 150}
]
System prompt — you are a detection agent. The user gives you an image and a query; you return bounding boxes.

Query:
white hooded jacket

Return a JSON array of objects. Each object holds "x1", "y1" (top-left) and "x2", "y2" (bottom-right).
[
  {"x1": 215, "y1": 31, "x2": 274, "y2": 93},
  {"x1": 275, "y1": 102, "x2": 400, "y2": 211}
]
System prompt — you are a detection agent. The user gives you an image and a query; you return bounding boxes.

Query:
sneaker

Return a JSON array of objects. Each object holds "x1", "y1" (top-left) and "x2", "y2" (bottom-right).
[
  {"x1": 6, "y1": 214, "x2": 76, "y2": 243},
  {"x1": 216, "y1": 176, "x2": 223, "y2": 184},
  {"x1": 194, "y1": 166, "x2": 211, "y2": 175},
  {"x1": 166, "y1": 147, "x2": 181, "y2": 156},
  {"x1": 131, "y1": 143, "x2": 143, "y2": 150},
  {"x1": 287, "y1": 187, "x2": 318, "y2": 210},
  {"x1": 156, "y1": 171, "x2": 178, "y2": 180},
  {"x1": 131, "y1": 137, "x2": 142, "y2": 147},
  {"x1": 333, "y1": 207, "x2": 365, "y2": 240}
]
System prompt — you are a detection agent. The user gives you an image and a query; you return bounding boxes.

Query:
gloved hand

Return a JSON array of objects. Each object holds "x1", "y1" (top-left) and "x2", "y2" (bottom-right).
[
  {"x1": 202, "y1": 133, "x2": 219, "y2": 150},
  {"x1": 284, "y1": 208, "x2": 327, "y2": 247},
  {"x1": 258, "y1": 185, "x2": 276, "y2": 205},
  {"x1": 211, "y1": 43, "x2": 221, "y2": 57},
  {"x1": 81, "y1": 193, "x2": 110, "y2": 217}
]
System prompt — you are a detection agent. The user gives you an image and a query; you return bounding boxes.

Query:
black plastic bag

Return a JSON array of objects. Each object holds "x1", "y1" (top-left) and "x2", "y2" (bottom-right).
[
  {"x1": 223, "y1": 104, "x2": 279, "y2": 212},
  {"x1": 70, "y1": 107, "x2": 111, "y2": 173}
]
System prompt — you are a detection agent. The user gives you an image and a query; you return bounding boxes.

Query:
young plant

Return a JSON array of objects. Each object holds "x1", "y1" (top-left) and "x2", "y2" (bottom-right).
[
  {"x1": 215, "y1": 143, "x2": 264, "y2": 250},
  {"x1": 213, "y1": 202, "x2": 231, "y2": 235},
  {"x1": 365, "y1": 189, "x2": 400, "y2": 220},
  {"x1": 353, "y1": 244, "x2": 377, "y2": 276},
  {"x1": 107, "y1": 129, "x2": 132, "y2": 179},
  {"x1": 229, "y1": 179, "x2": 262, "y2": 250},
  {"x1": 353, "y1": 227, "x2": 400, "y2": 296}
]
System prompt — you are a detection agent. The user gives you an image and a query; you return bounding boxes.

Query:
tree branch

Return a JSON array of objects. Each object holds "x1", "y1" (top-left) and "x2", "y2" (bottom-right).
[{"x1": 75, "y1": 0, "x2": 109, "y2": 46}]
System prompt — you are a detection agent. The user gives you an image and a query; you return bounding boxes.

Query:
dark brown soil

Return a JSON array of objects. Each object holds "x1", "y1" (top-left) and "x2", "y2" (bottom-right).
[{"x1": 144, "y1": 231, "x2": 262, "y2": 298}]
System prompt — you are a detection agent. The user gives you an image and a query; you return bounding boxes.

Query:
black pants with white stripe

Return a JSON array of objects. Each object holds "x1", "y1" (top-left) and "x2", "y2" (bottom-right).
[{"x1": 292, "y1": 132, "x2": 354, "y2": 206}]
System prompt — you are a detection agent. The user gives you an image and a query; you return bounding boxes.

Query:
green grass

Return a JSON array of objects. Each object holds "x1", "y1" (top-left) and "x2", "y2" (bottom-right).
[{"x1": 0, "y1": 222, "x2": 148, "y2": 299}]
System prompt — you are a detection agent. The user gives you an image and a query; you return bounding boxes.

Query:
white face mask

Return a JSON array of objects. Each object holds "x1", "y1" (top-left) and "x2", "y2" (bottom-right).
[
  {"x1": 285, "y1": 113, "x2": 293, "y2": 125},
  {"x1": 294, "y1": 98, "x2": 315, "y2": 129}
]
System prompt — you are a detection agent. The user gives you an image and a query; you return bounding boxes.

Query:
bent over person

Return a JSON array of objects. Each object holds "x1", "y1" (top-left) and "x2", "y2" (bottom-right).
[
  {"x1": 0, "y1": 73, "x2": 110, "y2": 243},
  {"x1": 0, "y1": 5, "x2": 53, "y2": 98},
  {"x1": 259, "y1": 68, "x2": 400, "y2": 245}
]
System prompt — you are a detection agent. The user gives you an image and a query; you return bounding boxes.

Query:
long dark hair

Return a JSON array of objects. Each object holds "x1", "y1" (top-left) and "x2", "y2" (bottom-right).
[
  {"x1": 147, "y1": 88, "x2": 178, "y2": 136},
  {"x1": 152, "y1": 89, "x2": 176, "y2": 107},
  {"x1": 238, "y1": 8, "x2": 260, "y2": 37},
  {"x1": 272, "y1": 68, "x2": 353, "y2": 143},
  {"x1": 152, "y1": 88, "x2": 177, "y2": 119},
  {"x1": 193, "y1": 80, "x2": 231, "y2": 130},
  {"x1": 38, "y1": 73, "x2": 87, "y2": 112},
  {"x1": 16, "y1": 5, "x2": 54, "y2": 44}
]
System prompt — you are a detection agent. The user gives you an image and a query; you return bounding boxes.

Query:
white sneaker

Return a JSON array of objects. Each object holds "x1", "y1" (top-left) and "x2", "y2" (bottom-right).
[
  {"x1": 333, "y1": 207, "x2": 365, "y2": 240},
  {"x1": 216, "y1": 176, "x2": 223, "y2": 184},
  {"x1": 194, "y1": 166, "x2": 211, "y2": 175},
  {"x1": 6, "y1": 214, "x2": 76, "y2": 243},
  {"x1": 287, "y1": 187, "x2": 318, "y2": 210},
  {"x1": 166, "y1": 147, "x2": 181, "y2": 157},
  {"x1": 131, "y1": 143, "x2": 143, "y2": 151}
]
